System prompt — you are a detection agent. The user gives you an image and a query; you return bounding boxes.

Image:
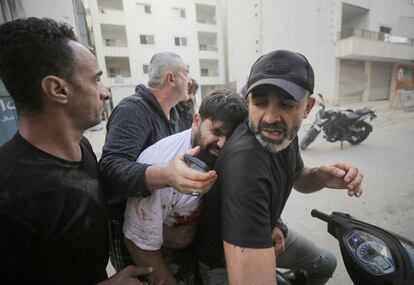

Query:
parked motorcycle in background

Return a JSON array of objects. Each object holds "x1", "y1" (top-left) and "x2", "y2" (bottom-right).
[{"x1": 300, "y1": 94, "x2": 377, "y2": 150}]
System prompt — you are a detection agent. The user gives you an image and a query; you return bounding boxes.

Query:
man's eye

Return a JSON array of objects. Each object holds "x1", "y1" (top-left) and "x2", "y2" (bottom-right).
[
  {"x1": 253, "y1": 99, "x2": 268, "y2": 106},
  {"x1": 211, "y1": 130, "x2": 220, "y2": 136},
  {"x1": 282, "y1": 101, "x2": 296, "y2": 109}
]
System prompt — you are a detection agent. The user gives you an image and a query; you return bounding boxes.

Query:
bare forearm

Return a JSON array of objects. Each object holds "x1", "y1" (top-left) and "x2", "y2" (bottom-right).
[
  {"x1": 124, "y1": 239, "x2": 178, "y2": 285},
  {"x1": 224, "y1": 241, "x2": 277, "y2": 285},
  {"x1": 293, "y1": 167, "x2": 326, "y2": 193}
]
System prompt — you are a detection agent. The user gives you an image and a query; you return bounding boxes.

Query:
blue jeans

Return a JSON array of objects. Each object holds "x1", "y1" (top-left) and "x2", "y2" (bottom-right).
[{"x1": 199, "y1": 228, "x2": 337, "y2": 285}]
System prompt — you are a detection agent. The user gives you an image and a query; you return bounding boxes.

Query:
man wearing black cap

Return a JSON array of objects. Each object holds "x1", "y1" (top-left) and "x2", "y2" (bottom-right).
[{"x1": 196, "y1": 50, "x2": 364, "y2": 285}]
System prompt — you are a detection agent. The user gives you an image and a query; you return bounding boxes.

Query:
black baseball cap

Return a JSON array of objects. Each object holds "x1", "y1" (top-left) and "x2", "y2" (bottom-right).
[{"x1": 245, "y1": 50, "x2": 314, "y2": 101}]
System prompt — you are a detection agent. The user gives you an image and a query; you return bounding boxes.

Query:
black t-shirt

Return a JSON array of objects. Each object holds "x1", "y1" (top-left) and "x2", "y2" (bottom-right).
[
  {"x1": 197, "y1": 121, "x2": 304, "y2": 268},
  {"x1": 0, "y1": 134, "x2": 108, "y2": 284}
]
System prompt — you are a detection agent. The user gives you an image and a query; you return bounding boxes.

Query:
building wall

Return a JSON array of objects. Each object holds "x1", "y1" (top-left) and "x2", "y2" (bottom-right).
[
  {"x1": 21, "y1": 0, "x2": 77, "y2": 33},
  {"x1": 226, "y1": 0, "x2": 337, "y2": 100},
  {"x1": 226, "y1": 0, "x2": 261, "y2": 92},
  {"x1": 226, "y1": 0, "x2": 414, "y2": 105},
  {"x1": 365, "y1": 0, "x2": 414, "y2": 38},
  {"x1": 87, "y1": 0, "x2": 225, "y2": 108}
]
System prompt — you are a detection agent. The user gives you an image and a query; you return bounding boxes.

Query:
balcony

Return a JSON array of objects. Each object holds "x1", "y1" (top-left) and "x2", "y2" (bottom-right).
[
  {"x1": 198, "y1": 31, "x2": 218, "y2": 58},
  {"x1": 108, "y1": 76, "x2": 134, "y2": 86},
  {"x1": 196, "y1": 4, "x2": 216, "y2": 24},
  {"x1": 199, "y1": 59, "x2": 222, "y2": 84},
  {"x1": 101, "y1": 24, "x2": 128, "y2": 56},
  {"x1": 105, "y1": 56, "x2": 131, "y2": 85},
  {"x1": 98, "y1": 8, "x2": 125, "y2": 24},
  {"x1": 103, "y1": 46, "x2": 129, "y2": 57},
  {"x1": 336, "y1": 29, "x2": 414, "y2": 62}
]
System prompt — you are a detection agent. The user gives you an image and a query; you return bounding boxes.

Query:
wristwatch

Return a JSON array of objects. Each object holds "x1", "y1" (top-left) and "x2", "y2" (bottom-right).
[{"x1": 275, "y1": 222, "x2": 289, "y2": 238}]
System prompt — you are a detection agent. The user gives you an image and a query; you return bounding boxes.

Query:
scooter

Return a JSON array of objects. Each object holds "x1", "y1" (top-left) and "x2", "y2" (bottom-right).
[
  {"x1": 277, "y1": 210, "x2": 414, "y2": 285},
  {"x1": 300, "y1": 94, "x2": 377, "y2": 150}
]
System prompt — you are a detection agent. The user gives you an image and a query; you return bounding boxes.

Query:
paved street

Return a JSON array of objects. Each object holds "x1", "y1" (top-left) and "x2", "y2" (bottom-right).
[
  {"x1": 84, "y1": 101, "x2": 414, "y2": 284},
  {"x1": 286, "y1": 102, "x2": 414, "y2": 284}
]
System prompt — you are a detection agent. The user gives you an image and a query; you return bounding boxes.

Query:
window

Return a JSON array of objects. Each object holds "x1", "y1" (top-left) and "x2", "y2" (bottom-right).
[
  {"x1": 172, "y1": 7, "x2": 185, "y2": 18},
  {"x1": 140, "y1": 34, "x2": 154, "y2": 45},
  {"x1": 136, "y1": 3, "x2": 151, "y2": 14},
  {"x1": 380, "y1": 26, "x2": 391, "y2": 34},
  {"x1": 174, "y1": 37, "x2": 187, "y2": 46},
  {"x1": 142, "y1": 64, "x2": 149, "y2": 74},
  {"x1": 201, "y1": 68, "x2": 209, "y2": 76}
]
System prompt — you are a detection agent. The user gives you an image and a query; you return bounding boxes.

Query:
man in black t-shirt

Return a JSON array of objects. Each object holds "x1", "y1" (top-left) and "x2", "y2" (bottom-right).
[
  {"x1": 197, "y1": 50, "x2": 364, "y2": 285},
  {"x1": 0, "y1": 18, "x2": 151, "y2": 284}
]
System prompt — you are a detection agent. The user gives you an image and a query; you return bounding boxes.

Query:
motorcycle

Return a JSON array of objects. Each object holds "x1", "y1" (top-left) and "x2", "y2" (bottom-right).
[
  {"x1": 300, "y1": 94, "x2": 377, "y2": 150},
  {"x1": 277, "y1": 210, "x2": 414, "y2": 285}
]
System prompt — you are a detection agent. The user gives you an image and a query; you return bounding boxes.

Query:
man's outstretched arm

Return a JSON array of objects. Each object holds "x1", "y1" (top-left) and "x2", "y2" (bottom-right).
[
  {"x1": 223, "y1": 241, "x2": 277, "y2": 285},
  {"x1": 293, "y1": 162, "x2": 363, "y2": 197}
]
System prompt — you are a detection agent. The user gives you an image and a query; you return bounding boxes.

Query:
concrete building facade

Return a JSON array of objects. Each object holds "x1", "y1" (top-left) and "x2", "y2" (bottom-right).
[
  {"x1": 84, "y1": 0, "x2": 226, "y2": 107},
  {"x1": 226, "y1": 0, "x2": 414, "y2": 106}
]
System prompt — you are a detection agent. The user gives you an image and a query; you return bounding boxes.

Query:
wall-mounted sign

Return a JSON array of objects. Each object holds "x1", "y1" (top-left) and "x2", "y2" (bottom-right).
[{"x1": 0, "y1": 81, "x2": 19, "y2": 146}]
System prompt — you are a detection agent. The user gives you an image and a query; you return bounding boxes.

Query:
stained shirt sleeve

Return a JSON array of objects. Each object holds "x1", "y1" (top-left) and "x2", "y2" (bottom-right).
[{"x1": 123, "y1": 189, "x2": 168, "y2": 250}]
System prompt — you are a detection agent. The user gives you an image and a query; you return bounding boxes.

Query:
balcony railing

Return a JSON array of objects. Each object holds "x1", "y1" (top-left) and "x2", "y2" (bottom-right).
[
  {"x1": 200, "y1": 70, "x2": 219, "y2": 77},
  {"x1": 338, "y1": 28, "x2": 414, "y2": 46},
  {"x1": 199, "y1": 44, "x2": 218, "y2": 51},
  {"x1": 197, "y1": 18, "x2": 216, "y2": 25}
]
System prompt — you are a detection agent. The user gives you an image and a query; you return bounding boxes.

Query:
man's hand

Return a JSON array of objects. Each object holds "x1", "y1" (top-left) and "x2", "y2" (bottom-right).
[
  {"x1": 165, "y1": 146, "x2": 217, "y2": 195},
  {"x1": 271, "y1": 226, "x2": 285, "y2": 257},
  {"x1": 317, "y1": 162, "x2": 363, "y2": 197},
  {"x1": 97, "y1": 265, "x2": 152, "y2": 285},
  {"x1": 145, "y1": 146, "x2": 217, "y2": 194},
  {"x1": 294, "y1": 162, "x2": 364, "y2": 197}
]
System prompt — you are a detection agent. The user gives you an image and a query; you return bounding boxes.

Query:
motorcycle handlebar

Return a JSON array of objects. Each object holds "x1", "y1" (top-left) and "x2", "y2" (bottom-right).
[{"x1": 311, "y1": 209, "x2": 330, "y2": 222}]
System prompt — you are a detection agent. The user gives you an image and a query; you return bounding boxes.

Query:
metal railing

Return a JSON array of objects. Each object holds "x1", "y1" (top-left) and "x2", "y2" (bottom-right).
[
  {"x1": 338, "y1": 28, "x2": 414, "y2": 46},
  {"x1": 199, "y1": 44, "x2": 218, "y2": 51}
]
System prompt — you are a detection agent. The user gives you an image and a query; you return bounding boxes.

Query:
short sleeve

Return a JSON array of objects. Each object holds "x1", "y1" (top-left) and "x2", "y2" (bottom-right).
[
  {"x1": 123, "y1": 190, "x2": 166, "y2": 250},
  {"x1": 220, "y1": 147, "x2": 274, "y2": 249}
]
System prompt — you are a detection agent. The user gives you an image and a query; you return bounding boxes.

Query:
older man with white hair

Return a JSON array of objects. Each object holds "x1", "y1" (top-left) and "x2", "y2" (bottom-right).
[{"x1": 100, "y1": 52, "x2": 217, "y2": 271}]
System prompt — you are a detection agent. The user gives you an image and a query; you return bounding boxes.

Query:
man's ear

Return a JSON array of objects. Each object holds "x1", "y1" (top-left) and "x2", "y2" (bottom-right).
[
  {"x1": 166, "y1": 72, "x2": 175, "y2": 86},
  {"x1": 192, "y1": 112, "x2": 201, "y2": 127},
  {"x1": 303, "y1": 96, "x2": 316, "y2": 119},
  {"x1": 41, "y1": 75, "x2": 69, "y2": 104}
]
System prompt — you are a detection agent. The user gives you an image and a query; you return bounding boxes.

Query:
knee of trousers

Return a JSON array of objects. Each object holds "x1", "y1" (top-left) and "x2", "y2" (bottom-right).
[{"x1": 314, "y1": 250, "x2": 337, "y2": 276}]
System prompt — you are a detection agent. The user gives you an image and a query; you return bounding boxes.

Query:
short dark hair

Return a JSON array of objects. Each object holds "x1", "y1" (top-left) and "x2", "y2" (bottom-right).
[
  {"x1": 189, "y1": 78, "x2": 199, "y2": 94},
  {"x1": 199, "y1": 90, "x2": 247, "y2": 136},
  {"x1": 0, "y1": 17, "x2": 78, "y2": 114}
]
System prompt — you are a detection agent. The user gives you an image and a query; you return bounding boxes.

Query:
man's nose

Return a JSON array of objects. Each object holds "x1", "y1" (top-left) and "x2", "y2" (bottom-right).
[
  {"x1": 188, "y1": 77, "x2": 192, "y2": 87},
  {"x1": 101, "y1": 87, "x2": 111, "y2": 100},
  {"x1": 262, "y1": 104, "x2": 282, "y2": 123},
  {"x1": 217, "y1": 136, "x2": 226, "y2": 149}
]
